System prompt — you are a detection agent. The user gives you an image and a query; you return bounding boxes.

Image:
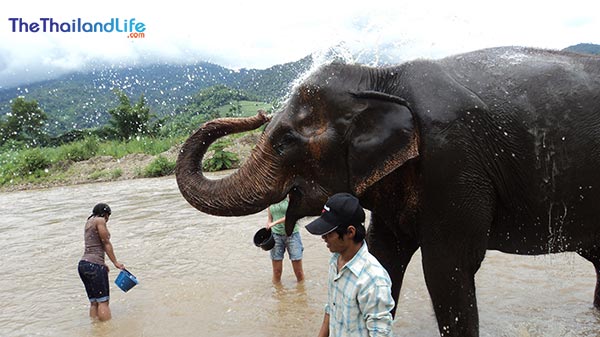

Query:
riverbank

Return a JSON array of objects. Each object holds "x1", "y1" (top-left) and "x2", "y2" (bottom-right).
[
  {"x1": 0, "y1": 151, "x2": 167, "y2": 193},
  {"x1": 0, "y1": 133, "x2": 258, "y2": 193}
]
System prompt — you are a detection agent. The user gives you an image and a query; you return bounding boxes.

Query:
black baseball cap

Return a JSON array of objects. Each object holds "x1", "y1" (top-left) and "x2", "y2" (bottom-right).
[{"x1": 305, "y1": 193, "x2": 365, "y2": 235}]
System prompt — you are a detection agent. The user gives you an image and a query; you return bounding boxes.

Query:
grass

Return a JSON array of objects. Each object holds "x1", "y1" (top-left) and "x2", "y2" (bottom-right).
[
  {"x1": 89, "y1": 168, "x2": 123, "y2": 180},
  {"x1": 96, "y1": 136, "x2": 183, "y2": 158},
  {"x1": 0, "y1": 136, "x2": 183, "y2": 188},
  {"x1": 215, "y1": 100, "x2": 274, "y2": 117}
]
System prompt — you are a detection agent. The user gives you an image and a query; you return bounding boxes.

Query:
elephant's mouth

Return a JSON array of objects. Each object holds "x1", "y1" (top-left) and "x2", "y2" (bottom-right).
[
  {"x1": 284, "y1": 180, "x2": 330, "y2": 235},
  {"x1": 287, "y1": 186, "x2": 301, "y2": 205}
]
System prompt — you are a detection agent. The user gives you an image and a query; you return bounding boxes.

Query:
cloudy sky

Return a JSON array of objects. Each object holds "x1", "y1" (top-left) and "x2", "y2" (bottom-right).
[{"x1": 1, "y1": 0, "x2": 598, "y2": 88}]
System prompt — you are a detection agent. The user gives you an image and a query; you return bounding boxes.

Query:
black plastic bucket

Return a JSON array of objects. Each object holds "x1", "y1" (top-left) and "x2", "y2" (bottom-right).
[{"x1": 253, "y1": 228, "x2": 275, "y2": 251}]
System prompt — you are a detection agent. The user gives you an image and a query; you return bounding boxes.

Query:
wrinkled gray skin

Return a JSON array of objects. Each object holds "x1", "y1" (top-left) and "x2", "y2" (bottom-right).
[{"x1": 176, "y1": 46, "x2": 600, "y2": 337}]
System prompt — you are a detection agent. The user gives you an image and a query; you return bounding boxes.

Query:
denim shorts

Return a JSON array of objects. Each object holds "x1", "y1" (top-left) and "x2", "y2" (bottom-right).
[
  {"x1": 270, "y1": 231, "x2": 303, "y2": 261},
  {"x1": 78, "y1": 260, "x2": 110, "y2": 303}
]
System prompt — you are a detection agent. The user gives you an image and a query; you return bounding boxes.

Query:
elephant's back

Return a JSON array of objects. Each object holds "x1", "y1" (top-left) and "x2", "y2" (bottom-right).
[
  {"x1": 439, "y1": 47, "x2": 600, "y2": 98},
  {"x1": 435, "y1": 46, "x2": 600, "y2": 152},
  {"x1": 441, "y1": 46, "x2": 600, "y2": 73},
  {"x1": 417, "y1": 47, "x2": 600, "y2": 254}
]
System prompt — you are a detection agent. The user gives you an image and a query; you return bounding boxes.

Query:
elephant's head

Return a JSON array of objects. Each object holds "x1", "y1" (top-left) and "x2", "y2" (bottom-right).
[{"x1": 176, "y1": 63, "x2": 419, "y2": 235}]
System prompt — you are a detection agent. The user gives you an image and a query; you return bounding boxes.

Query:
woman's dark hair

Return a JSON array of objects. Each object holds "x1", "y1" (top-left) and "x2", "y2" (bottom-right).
[
  {"x1": 89, "y1": 203, "x2": 111, "y2": 219},
  {"x1": 333, "y1": 223, "x2": 366, "y2": 243}
]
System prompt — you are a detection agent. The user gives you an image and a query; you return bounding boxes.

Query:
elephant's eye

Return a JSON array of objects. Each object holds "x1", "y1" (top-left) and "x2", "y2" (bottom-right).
[{"x1": 273, "y1": 134, "x2": 295, "y2": 155}]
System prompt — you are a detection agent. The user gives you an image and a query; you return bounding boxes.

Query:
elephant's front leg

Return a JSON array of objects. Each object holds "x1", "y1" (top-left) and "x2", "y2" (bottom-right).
[
  {"x1": 366, "y1": 212, "x2": 419, "y2": 317},
  {"x1": 421, "y1": 242, "x2": 487, "y2": 337}
]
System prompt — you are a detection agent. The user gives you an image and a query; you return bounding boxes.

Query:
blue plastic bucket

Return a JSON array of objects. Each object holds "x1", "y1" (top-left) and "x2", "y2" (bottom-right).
[{"x1": 115, "y1": 269, "x2": 139, "y2": 292}]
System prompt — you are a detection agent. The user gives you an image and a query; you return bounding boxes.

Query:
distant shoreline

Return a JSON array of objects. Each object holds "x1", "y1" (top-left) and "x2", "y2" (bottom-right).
[{"x1": 0, "y1": 169, "x2": 237, "y2": 193}]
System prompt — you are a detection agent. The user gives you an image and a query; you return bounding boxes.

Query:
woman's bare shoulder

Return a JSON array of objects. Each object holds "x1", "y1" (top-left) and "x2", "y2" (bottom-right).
[{"x1": 87, "y1": 216, "x2": 106, "y2": 228}]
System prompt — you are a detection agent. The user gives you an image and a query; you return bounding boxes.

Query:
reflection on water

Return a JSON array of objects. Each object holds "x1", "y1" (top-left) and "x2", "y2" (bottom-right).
[{"x1": 1, "y1": 176, "x2": 599, "y2": 336}]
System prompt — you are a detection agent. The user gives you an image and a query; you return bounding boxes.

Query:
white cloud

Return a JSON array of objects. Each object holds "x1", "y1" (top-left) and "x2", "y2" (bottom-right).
[{"x1": 1, "y1": 0, "x2": 598, "y2": 88}]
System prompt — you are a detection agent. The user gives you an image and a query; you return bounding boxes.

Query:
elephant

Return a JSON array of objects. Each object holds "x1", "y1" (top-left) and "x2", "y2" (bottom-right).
[{"x1": 175, "y1": 46, "x2": 600, "y2": 337}]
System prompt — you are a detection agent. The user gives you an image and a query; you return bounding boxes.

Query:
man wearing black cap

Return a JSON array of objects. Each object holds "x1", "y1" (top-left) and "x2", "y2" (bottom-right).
[{"x1": 306, "y1": 193, "x2": 394, "y2": 337}]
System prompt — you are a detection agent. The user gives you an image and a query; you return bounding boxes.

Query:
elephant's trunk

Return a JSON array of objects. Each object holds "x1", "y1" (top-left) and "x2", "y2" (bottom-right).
[{"x1": 176, "y1": 112, "x2": 285, "y2": 216}]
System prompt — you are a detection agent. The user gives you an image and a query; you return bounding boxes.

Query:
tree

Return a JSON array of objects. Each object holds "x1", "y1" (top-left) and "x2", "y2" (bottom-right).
[
  {"x1": 227, "y1": 101, "x2": 243, "y2": 117},
  {"x1": 1, "y1": 97, "x2": 48, "y2": 146},
  {"x1": 108, "y1": 90, "x2": 161, "y2": 140}
]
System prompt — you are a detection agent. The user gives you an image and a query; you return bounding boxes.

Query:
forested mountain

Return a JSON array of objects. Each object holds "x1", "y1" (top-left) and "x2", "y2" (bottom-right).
[
  {"x1": 563, "y1": 43, "x2": 600, "y2": 55},
  {"x1": 0, "y1": 56, "x2": 312, "y2": 135},
  {"x1": 1, "y1": 43, "x2": 598, "y2": 137}
]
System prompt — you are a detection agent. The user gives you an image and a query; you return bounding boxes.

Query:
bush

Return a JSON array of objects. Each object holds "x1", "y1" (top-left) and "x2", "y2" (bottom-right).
[
  {"x1": 202, "y1": 141, "x2": 239, "y2": 172},
  {"x1": 0, "y1": 151, "x2": 19, "y2": 185},
  {"x1": 143, "y1": 155, "x2": 176, "y2": 177},
  {"x1": 18, "y1": 148, "x2": 51, "y2": 176},
  {"x1": 89, "y1": 168, "x2": 123, "y2": 180},
  {"x1": 46, "y1": 129, "x2": 90, "y2": 146},
  {"x1": 110, "y1": 168, "x2": 123, "y2": 179},
  {"x1": 58, "y1": 137, "x2": 99, "y2": 162}
]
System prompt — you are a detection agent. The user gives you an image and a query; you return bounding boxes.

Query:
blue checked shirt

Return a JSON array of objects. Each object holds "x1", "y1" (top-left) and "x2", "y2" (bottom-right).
[{"x1": 324, "y1": 242, "x2": 395, "y2": 337}]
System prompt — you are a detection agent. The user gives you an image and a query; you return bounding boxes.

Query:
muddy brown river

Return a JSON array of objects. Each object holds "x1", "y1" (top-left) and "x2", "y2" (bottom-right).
[{"x1": 1, "y1": 176, "x2": 599, "y2": 336}]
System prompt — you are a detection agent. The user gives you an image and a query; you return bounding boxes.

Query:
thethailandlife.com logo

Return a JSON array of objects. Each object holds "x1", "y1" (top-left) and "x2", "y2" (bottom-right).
[{"x1": 8, "y1": 17, "x2": 146, "y2": 39}]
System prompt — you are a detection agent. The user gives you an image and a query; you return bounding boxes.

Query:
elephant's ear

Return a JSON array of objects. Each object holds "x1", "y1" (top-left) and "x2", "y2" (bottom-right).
[{"x1": 347, "y1": 91, "x2": 419, "y2": 195}]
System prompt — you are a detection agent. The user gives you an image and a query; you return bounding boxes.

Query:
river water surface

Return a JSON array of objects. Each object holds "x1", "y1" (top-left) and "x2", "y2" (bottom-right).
[{"x1": 1, "y1": 176, "x2": 600, "y2": 336}]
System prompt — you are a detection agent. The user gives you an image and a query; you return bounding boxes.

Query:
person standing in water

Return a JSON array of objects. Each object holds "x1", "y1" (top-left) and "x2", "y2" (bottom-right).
[
  {"x1": 265, "y1": 195, "x2": 305, "y2": 283},
  {"x1": 78, "y1": 203, "x2": 125, "y2": 321},
  {"x1": 306, "y1": 193, "x2": 394, "y2": 337}
]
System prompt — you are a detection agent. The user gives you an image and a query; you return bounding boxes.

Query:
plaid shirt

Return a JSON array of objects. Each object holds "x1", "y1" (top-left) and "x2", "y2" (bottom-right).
[{"x1": 324, "y1": 242, "x2": 394, "y2": 337}]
